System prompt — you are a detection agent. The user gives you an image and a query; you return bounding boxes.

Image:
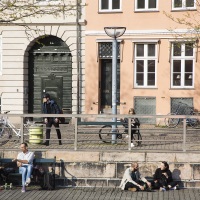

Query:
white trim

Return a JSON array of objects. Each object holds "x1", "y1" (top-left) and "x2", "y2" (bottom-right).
[
  {"x1": 99, "y1": 0, "x2": 122, "y2": 12},
  {"x1": 96, "y1": 39, "x2": 122, "y2": 42},
  {"x1": 86, "y1": 29, "x2": 197, "y2": 36},
  {"x1": 132, "y1": 39, "x2": 159, "y2": 43},
  {"x1": 172, "y1": 0, "x2": 196, "y2": 10}
]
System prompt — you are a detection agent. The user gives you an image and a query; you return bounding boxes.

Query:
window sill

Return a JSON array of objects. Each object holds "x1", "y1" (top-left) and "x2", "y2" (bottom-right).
[
  {"x1": 170, "y1": 87, "x2": 195, "y2": 90},
  {"x1": 134, "y1": 10, "x2": 159, "y2": 13},
  {"x1": 98, "y1": 11, "x2": 123, "y2": 14},
  {"x1": 133, "y1": 87, "x2": 158, "y2": 89},
  {"x1": 171, "y1": 8, "x2": 196, "y2": 12}
]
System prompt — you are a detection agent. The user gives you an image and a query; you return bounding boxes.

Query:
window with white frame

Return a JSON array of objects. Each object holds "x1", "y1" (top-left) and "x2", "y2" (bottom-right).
[
  {"x1": 134, "y1": 43, "x2": 157, "y2": 87},
  {"x1": 99, "y1": 0, "x2": 121, "y2": 12},
  {"x1": 135, "y1": 0, "x2": 158, "y2": 11},
  {"x1": 172, "y1": 0, "x2": 196, "y2": 10},
  {"x1": 171, "y1": 42, "x2": 195, "y2": 88}
]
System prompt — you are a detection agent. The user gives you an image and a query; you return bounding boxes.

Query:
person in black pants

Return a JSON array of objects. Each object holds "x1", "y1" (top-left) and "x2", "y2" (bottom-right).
[
  {"x1": 152, "y1": 161, "x2": 178, "y2": 191},
  {"x1": 122, "y1": 108, "x2": 140, "y2": 148},
  {"x1": 42, "y1": 93, "x2": 62, "y2": 146}
]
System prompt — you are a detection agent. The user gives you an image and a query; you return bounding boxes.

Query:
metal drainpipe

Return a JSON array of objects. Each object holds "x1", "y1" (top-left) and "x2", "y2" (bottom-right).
[{"x1": 76, "y1": 0, "x2": 80, "y2": 114}]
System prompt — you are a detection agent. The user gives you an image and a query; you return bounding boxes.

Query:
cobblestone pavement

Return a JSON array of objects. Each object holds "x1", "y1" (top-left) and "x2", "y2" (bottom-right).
[
  {"x1": 0, "y1": 187, "x2": 199, "y2": 200},
  {"x1": 0, "y1": 124, "x2": 200, "y2": 152}
]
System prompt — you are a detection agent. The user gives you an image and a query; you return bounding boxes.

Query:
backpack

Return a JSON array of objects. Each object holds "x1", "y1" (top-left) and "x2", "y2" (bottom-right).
[{"x1": 40, "y1": 171, "x2": 55, "y2": 190}]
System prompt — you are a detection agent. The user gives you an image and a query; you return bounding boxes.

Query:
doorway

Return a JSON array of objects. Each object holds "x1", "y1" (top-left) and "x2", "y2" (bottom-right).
[
  {"x1": 100, "y1": 59, "x2": 120, "y2": 113},
  {"x1": 28, "y1": 35, "x2": 72, "y2": 115}
]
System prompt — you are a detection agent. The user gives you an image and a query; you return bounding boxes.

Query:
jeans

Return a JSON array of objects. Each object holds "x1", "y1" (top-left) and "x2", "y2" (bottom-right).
[{"x1": 19, "y1": 164, "x2": 33, "y2": 186}]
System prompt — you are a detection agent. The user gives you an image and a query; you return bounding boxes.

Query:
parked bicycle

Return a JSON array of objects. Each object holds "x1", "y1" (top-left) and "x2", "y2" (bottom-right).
[
  {"x1": 165, "y1": 102, "x2": 200, "y2": 128},
  {"x1": 98, "y1": 120, "x2": 142, "y2": 146},
  {"x1": 0, "y1": 111, "x2": 32, "y2": 139}
]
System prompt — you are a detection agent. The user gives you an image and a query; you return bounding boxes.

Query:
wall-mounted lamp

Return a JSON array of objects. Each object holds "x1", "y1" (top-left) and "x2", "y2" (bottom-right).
[
  {"x1": 93, "y1": 102, "x2": 98, "y2": 105},
  {"x1": 176, "y1": 75, "x2": 181, "y2": 79},
  {"x1": 120, "y1": 102, "x2": 126, "y2": 105}
]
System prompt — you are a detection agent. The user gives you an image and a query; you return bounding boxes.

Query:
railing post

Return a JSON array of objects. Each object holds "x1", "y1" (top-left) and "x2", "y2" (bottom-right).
[
  {"x1": 182, "y1": 118, "x2": 187, "y2": 152},
  {"x1": 74, "y1": 117, "x2": 78, "y2": 151},
  {"x1": 128, "y1": 118, "x2": 131, "y2": 151},
  {"x1": 20, "y1": 116, "x2": 24, "y2": 143}
]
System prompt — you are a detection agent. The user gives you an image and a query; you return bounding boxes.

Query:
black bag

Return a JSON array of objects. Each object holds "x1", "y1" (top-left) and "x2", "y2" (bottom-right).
[{"x1": 40, "y1": 172, "x2": 55, "y2": 190}]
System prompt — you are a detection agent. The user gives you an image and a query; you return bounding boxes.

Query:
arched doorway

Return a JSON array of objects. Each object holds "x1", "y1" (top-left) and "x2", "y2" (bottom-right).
[{"x1": 28, "y1": 35, "x2": 72, "y2": 115}]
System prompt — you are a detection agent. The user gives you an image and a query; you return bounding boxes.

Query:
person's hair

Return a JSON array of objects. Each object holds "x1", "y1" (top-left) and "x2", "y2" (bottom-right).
[
  {"x1": 43, "y1": 93, "x2": 50, "y2": 99},
  {"x1": 128, "y1": 108, "x2": 135, "y2": 114},
  {"x1": 131, "y1": 162, "x2": 138, "y2": 168},
  {"x1": 162, "y1": 161, "x2": 169, "y2": 170},
  {"x1": 21, "y1": 142, "x2": 28, "y2": 147}
]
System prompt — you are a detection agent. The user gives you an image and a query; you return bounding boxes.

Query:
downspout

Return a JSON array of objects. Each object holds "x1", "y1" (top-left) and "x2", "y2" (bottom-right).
[{"x1": 76, "y1": 0, "x2": 80, "y2": 114}]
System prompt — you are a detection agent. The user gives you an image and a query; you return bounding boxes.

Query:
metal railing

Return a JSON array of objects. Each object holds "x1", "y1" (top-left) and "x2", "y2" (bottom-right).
[{"x1": 0, "y1": 113, "x2": 200, "y2": 152}]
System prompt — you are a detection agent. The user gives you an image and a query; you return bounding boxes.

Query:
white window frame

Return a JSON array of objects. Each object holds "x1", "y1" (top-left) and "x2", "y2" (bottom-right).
[
  {"x1": 135, "y1": 0, "x2": 159, "y2": 12},
  {"x1": 171, "y1": 42, "x2": 195, "y2": 88},
  {"x1": 172, "y1": 0, "x2": 196, "y2": 10},
  {"x1": 134, "y1": 43, "x2": 157, "y2": 88},
  {"x1": 99, "y1": 0, "x2": 122, "y2": 12}
]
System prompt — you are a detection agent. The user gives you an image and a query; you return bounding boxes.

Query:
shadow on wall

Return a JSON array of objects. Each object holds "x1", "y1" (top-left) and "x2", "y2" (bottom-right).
[
  {"x1": 60, "y1": 159, "x2": 77, "y2": 187},
  {"x1": 172, "y1": 168, "x2": 184, "y2": 188}
]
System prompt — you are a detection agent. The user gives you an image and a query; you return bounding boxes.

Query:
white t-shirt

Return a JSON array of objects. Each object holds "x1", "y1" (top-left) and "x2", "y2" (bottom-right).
[{"x1": 17, "y1": 151, "x2": 34, "y2": 166}]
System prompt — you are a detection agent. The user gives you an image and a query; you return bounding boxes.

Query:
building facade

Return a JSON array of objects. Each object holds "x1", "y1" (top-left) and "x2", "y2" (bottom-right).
[
  {"x1": 85, "y1": 0, "x2": 200, "y2": 123},
  {"x1": 0, "y1": 0, "x2": 86, "y2": 120}
]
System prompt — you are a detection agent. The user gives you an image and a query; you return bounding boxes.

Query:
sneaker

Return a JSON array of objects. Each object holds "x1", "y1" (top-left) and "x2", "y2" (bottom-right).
[
  {"x1": 131, "y1": 143, "x2": 135, "y2": 148},
  {"x1": 25, "y1": 178, "x2": 31, "y2": 186},
  {"x1": 128, "y1": 187, "x2": 137, "y2": 192},
  {"x1": 21, "y1": 186, "x2": 26, "y2": 193},
  {"x1": 170, "y1": 186, "x2": 177, "y2": 190},
  {"x1": 159, "y1": 187, "x2": 166, "y2": 192}
]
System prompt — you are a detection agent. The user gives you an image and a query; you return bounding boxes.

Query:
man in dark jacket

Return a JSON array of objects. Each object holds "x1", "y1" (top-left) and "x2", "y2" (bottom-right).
[{"x1": 42, "y1": 93, "x2": 62, "y2": 146}]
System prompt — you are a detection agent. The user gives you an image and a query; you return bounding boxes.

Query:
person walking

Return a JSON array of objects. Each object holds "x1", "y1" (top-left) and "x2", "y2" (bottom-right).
[
  {"x1": 42, "y1": 93, "x2": 62, "y2": 146},
  {"x1": 12, "y1": 142, "x2": 34, "y2": 192}
]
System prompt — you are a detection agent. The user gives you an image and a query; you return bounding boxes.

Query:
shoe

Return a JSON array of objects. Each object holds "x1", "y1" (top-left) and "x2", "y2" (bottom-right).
[
  {"x1": 159, "y1": 187, "x2": 166, "y2": 192},
  {"x1": 128, "y1": 188, "x2": 137, "y2": 192},
  {"x1": 25, "y1": 177, "x2": 31, "y2": 186},
  {"x1": 21, "y1": 186, "x2": 26, "y2": 193},
  {"x1": 42, "y1": 142, "x2": 49, "y2": 146},
  {"x1": 131, "y1": 143, "x2": 135, "y2": 148},
  {"x1": 170, "y1": 186, "x2": 177, "y2": 190}
]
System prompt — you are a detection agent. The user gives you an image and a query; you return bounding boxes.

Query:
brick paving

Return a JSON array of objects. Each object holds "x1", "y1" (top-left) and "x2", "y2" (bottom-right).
[{"x1": 0, "y1": 187, "x2": 199, "y2": 200}]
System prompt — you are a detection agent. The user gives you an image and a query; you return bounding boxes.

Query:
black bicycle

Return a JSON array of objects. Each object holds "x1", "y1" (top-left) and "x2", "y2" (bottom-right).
[
  {"x1": 98, "y1": 122, "x2": 142, "y2": 146},
  {"x1": 165, "y1": 102, "x2": 200, "y2": 128}
]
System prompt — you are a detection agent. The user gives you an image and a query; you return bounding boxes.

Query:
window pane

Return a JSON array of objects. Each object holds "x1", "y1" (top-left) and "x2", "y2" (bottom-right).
[
  {"x1": 185, "y1": 43, "x2": 193, "y2": 56},
  {"x1": 185, "y1": 73, "x2": 193, "y2": 86},
  {"x1": 173, "y1": 60, "x2": 181, "y2": 72},
  {"x1": 112, "y1": 0, "x2": 120, "y2": 9},
  {"x1": 186, "y1": 0, "x2": 194, "y2": 7},
  {"x1": 136, "y1": 74, "x2": 144, "y2": 85},
  {"x1": 174, "y1": 0, "x2": 182, "y2": 8},
  {"x1": 148, "y1": 60, "x2": 155, "y2": 72},
  {"x1": 149, "y1": 0, "x2": 156, "y2": 8},
  {"x1": 101, "y1": 0, "x2": 109, "y2": 9},
  {"x1": 137, "y1": 0, "x2": 145, "y2": 9},
  {"x1": 173, "y1": 74, "x2": 181, "y2": 86},
  {"x1": 173, "y1": 43, "x2": 181, "y2": 56},
  {"x1": 148, "y1": 74, "x2": 155, "y2": 85},
  {"x1": 185, "y1": 60, "x2": 193, "y2": 72},
  {"x1": 136, "y1": 60, "x2": 144, "y2": 72},
  {"x1": 148, "y1": 44, "x2": 155, "y2": 56},
  {"x1": 136, "y1": 44, "x2": 144, "y2": 57}
]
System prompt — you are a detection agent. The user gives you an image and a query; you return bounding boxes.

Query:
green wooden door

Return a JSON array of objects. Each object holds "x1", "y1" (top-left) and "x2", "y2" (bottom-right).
[{"x1": 28, "y1": 36, "x2": 72, "y2": 116}]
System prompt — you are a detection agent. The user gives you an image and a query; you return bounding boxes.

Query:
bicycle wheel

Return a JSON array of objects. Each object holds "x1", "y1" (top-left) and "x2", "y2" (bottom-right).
[
  {"x1": 0, "y1": 125, "x2": 12, "y2": 139},
  {"x1": 188, "y1": 118, "x2": 200, "y2": 129},
  {"x1": 164, "y1": 113, "x2": 180, "y2": 128},
  {"x1": 133, "y1": 130, "x2": 142, "y2": 146},
  {"x1": 99, "y1": 125, "x2": 119, "y2": 143}
]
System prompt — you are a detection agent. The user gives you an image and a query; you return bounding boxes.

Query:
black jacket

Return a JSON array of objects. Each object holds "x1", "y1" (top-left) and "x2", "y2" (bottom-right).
[
  {"x1": 153, "y1": 168, "x2": 173, "y2": 183},
  {"x1": 42, "y1": 100, "x2": 60, "y2": 120}
]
